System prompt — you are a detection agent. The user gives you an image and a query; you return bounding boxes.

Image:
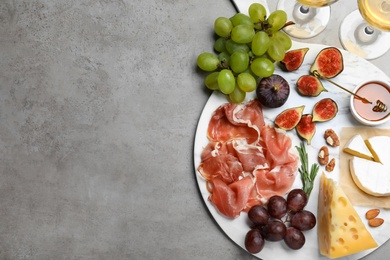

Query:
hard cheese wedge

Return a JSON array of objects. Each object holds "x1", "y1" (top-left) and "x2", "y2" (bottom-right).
[
  {"x1": 349, "y1": 135, "x2": 390, "y2": 196},
  {"x1": 318, "y1": 173, "x2": 377, "y2": 259},
  {"x1": 343, "y1": 134, "x2": 373, "y2": 161}
]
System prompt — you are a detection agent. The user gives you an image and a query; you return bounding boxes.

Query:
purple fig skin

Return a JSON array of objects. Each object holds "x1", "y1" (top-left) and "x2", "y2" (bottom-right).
[
  {"x1": 280, "y1": 48, "x2": 309, "y2": 72},
  {"x1": 256, "y1": 74, "x2": 290, "y2": 108}
]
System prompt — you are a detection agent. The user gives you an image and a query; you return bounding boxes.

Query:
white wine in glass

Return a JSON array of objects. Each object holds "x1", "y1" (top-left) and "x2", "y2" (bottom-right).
[
  {"x1": 340, "y1": 0, "x2": 390, "y2": 59},
  {"x1": 359, "y1": 0, "x2": 390, "y2": 30},
  {"x1": 277, "y1": 0, "x2": 339, "y2": 38}
]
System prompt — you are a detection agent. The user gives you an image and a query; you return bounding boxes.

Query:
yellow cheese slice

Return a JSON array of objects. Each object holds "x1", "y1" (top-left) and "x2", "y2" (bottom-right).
[
  {"x1": 318, "y1": 173, "x2": 377, "y2": 259},
  {"x1": 343, "y1": 134, "x2": 373, "y2": 161}
]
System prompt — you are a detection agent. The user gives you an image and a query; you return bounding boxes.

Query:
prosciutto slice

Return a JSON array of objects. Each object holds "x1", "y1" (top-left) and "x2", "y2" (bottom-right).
[
  {"x1": 208, "y1": 176, "x2": 256, "y2": 218},
  {"x1": 207, "y1": 99, "x2": 265, "y2": 144},
  {"x1": 198, "y1": 99, "x2": 298, "y2": 219}
]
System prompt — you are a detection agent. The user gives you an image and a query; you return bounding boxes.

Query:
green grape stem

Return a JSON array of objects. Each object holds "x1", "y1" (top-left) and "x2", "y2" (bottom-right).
[
  {"x1": 281, "y1": 21, "x2": 296, "y2": 30},
  {"x1": 218, "y1": 59, "x2": 230, "y2": 70}
]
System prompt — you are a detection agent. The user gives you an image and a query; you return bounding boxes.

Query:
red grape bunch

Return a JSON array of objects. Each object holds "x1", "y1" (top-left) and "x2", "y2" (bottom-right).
[{"x1": 245, "y1": 188, "x2": 316, "y2": 254}]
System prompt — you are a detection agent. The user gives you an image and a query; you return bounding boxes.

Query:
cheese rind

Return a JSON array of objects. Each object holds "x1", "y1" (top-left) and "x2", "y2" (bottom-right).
[
  {"x1": 350, "y1": 157, "x2": 390, "y2": 196},
  {"x1": 342, "y1": 134, "x2": 373, "y2": 161},
  {"x1": 365, "y1": 136, "x2": 390, "y2": 163},
  {"x1": 349, "y1": 136, "x2": 390, "y2": 196},
  {"x1": 318, "y1": 173, "x2": 377, "y2": 259}
]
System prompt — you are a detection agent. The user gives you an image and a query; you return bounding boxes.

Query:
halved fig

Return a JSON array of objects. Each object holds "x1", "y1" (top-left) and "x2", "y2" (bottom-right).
[
  {"x1": 312, "y1": 98, "x2": 338, "y2": 122},
  {"x1": 256, "y1": 74, "x2": 290, "y2": 108},
  {"x1": 280, "y1": 48, "x2": 309, "y2": 72},
  {"x1": 297, "y1": 75, "x2": 327, "y2": 97},
  {"x1": 274, "y1": 105, "x2": 305, "y2": 130},
  {"x1": 296, "y1": 114, "x2": 316, "y2": 145},
  {"x1": 310, "y1": 47, "x2": 344, "y2": 78}
]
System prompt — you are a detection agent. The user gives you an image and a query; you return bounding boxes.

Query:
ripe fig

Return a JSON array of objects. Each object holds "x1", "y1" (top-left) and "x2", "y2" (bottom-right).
[
  {"x1": 296, "y1": 75, "x2": 327, "y2": 97},
  {"x1": 274, "y1": 105, "x2": 305, "y2": 131},
  {"x1": 256, "y1": 74, "x2": 290, "y2": 108},
  {"x1": 310, "y1": 47, "x2": 344, "y2": 78},
  {"x1": 280, "y1": 48, "x2": 309, "y2": 72},
  {"x1": 312, "y1": 98, "x2": 338, "y2": 122},
  {"x1": 296, "y1": 114, "x2": 316, "y2": 145}
]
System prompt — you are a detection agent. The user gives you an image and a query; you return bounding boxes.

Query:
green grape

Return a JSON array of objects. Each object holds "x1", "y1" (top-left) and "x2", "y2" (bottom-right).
[
  {"x1": 237, "y1": 73, "x2": 256, "y2": 92},
  {"x1": 214, "y1": 37, "x2": 227, "y2": 53},
  {"x1": 231, "y1": 24, "x2": 255, "y2": 44},
  {"x1": 267, "y1": 10, "x2": 287, "y2": 32},
  {"x1": 230, "y1": 50, "x2": 249, "y2": 74},
  {"x1": 242, "y1": 67, "x2": 258, "y2": 79},
  {"x1": 225, "y1": 39, "x2": 250, "y2": 54},
  {"x1": 230, "y1": 13, "x2": 254, "y2": 27},
  {"x1": 218, "y1": 52, "x2": 230, "y2": 68},
  {"x1": 229, "y1": 85, "x2": 246, "y2": 103},
  {"x1": 218, "y1": 69, "x2": 235, "y2": 94},
  {"x1": 197, "y1": 52, "x2": 220, "y2": 71},
  {"x1": 250, "y1": 57, "x2": 275, "y2": 78},
  {"x1": 248, "y1": 3, "x2": 267, "y2": 23},
  {"x1": 251, "y1": 31, "x2": 270, "y2": 56},
  {"x1": 214, "y1": 17, "x2": 233, "y2": 37},
  {"x1": 272, "y1": 31, "x2": 292, "y2": 50},
  {"x1": 204, "y1": 72, "x2": 220, "y2": 90},
  {"x1": 267, "y1": 38, "x2": 286, "y2": 61}
]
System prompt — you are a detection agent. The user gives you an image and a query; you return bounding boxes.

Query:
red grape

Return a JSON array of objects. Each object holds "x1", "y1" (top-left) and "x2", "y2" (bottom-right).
[
  {"x1": 245, "y1": 228, "x2": 265, "y2": 254},
  {"x1": 286, "y1": 189, "x2": 307, "y2": 212},
  {"x1": 284, "y1": 227, "x2": 306, "y2": 250},
  {"x1": 290, "y1": 210, "x2": 316, "y2": 231},
  {"x1": 261, "y1": 219, "x2": 286, "y2": 241},
  {"x1": 267, "y1": 195, "x2": 287, "y2": 219},
  {"x1": 248, "y1": 205, "x2": 270, "y2": 226}
]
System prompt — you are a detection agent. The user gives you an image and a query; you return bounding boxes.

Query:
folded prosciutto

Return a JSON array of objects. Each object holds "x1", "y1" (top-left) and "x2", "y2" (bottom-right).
[{"x1": 198, "y1": 99, "x2": 298, "y2": 218}]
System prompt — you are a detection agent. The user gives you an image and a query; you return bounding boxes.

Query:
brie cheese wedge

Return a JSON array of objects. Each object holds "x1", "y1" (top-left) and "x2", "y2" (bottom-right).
[{"x1": 343, "y1": 134, "x2": 373, "y2": 161}]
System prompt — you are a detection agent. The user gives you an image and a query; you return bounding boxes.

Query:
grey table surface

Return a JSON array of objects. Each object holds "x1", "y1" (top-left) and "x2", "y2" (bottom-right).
[{"x1": 0, "y1": 0, "x2": 389, "y2": 259}]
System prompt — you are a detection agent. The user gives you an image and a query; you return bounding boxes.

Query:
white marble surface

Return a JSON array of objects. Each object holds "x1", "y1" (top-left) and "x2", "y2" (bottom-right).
[{"x1": 0, "y1": 0, "x2": 389, "y2": 259}]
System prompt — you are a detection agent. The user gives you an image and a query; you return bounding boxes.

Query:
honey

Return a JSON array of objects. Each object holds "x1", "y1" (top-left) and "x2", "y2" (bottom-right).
[{"x1": 353, "y1": 81, "x2": 390, "y2": 122}]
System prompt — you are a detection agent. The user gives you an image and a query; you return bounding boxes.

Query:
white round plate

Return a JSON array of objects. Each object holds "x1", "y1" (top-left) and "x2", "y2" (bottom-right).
[{"x1": 194, "y1": 41, "x2": 390, "y2": 259}]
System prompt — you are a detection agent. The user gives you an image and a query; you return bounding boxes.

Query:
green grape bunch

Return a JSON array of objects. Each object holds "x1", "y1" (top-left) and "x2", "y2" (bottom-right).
[{"x1": 197, "y1": 3, "x2": 293, "y2": 103}]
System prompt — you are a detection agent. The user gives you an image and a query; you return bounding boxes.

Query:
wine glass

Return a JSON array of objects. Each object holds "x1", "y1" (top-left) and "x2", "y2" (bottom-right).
[
  {"x1": 340, "y1": 0, "x2": 390, "y2": 60},
  {"x1": 277, "y1": 0, "x2": 339, "y2": 39}
]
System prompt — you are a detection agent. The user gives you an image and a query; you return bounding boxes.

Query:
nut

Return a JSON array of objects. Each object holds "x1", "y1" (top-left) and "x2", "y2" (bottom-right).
[
  {"x1": 318, "y1": 146, "x2": 329, "y2": 166},
  {"x1": 325, "y1": 158, "x2": 335, "y2": 172},
  {"x1": 366, "y1": 209, "x2": 380, "y2": 220},
  {"x1": 324, "y1": 129, "x2": 340, "y2": 147},
  {"x1": 368, "y1": 217, "x2": 384, "y2": 227}
]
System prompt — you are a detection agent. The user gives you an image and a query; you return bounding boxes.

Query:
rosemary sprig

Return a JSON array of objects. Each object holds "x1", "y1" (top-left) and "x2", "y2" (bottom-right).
[{"x1": 295, "y1": 142, "x2": 320, "y2": 199}]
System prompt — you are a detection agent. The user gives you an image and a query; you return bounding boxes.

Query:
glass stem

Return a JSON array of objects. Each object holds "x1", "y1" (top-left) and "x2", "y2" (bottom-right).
[
  {"x1": 299, "y1": 5, "x2": 310, "y2": 14},
  {"x1": 355, "y1": 23, "x2": 379, "y2": 45},
  {"x1": 364, "y1": 25, "x2": 375, "y2": 35}
]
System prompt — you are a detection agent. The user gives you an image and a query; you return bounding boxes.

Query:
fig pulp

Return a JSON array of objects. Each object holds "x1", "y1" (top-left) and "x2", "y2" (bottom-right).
[
  {"x1": 297, "y1": 75, "x2": 327, "y2": 97},
  {"x1": 312, "y1": 98, "x2": 338, "y2": 122},
  {"x1": 256, "y1": 74, "x2": 290, "y2": 108},
  {"x1": 280, "y1": 48, "x2": 309, "y2": 72},
  {"x1": 310, "y1": 47, "x2": 344, "y2": 78},
  {"x1": 296, "y1": 114, "x2": 316, "y2": 145},
  {"x1": 274, "y1": 105, "x2": 305, "y2": 131}
]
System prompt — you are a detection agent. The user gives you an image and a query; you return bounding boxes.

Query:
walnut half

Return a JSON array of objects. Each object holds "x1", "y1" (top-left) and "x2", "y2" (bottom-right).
[
  {"x1": 324, "y1": 129, "x2": 340, "y2": 147},
  {"x1": 318, "y1": 146, "x2": 329, "y2": 166}
]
